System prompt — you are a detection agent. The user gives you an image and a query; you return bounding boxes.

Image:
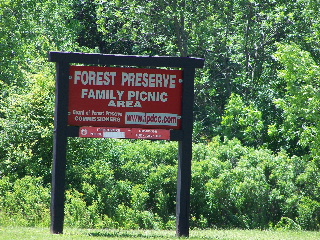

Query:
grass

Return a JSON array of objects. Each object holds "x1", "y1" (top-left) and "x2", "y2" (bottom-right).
[{"x1": 0, "y1": 227, "x2": 320, "y2": 240}]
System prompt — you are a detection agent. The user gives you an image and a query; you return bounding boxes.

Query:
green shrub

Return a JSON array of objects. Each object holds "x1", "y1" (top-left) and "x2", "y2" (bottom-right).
[
  {"x1": 274, "y1": 217, "x2": 301, "y2": 230},
  {"x1": 65, "y1": 190, "x2": 105, "y2": 229},
  {"x1": 0, "y1": 176, "x2": 50, "y2": 227},
  {"x1": 297, "y1": 197, "x2": 320, "y2": 230},
  {"x1": 115, "y1": 204, "x2": 160, "y2": 229},
  {"x1": 1, "y1": 137, "x2": 320, "y2": 230}
]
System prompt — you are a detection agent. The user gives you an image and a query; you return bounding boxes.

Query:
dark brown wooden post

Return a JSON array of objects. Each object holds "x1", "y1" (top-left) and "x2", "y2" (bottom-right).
[
  {"x1": 176, "y1": 67, "x2": 196, "y2": 237},
  {"x1": 51, "y1": 61, "x2": 69, "y2": 234}
]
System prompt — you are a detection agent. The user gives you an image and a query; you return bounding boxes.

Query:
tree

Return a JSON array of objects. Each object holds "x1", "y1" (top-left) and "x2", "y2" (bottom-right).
[
  {"x1": 221, "y1": 93, "x2": 264, "y2": 147},
  {"x1": 0, "y1": 0, "x2": 85, "y2": 182},
  {"x1": 273, "y1": 43, "x2": 320, "y2": 157}
]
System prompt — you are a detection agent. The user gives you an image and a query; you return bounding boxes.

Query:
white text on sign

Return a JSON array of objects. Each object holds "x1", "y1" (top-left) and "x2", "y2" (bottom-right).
[{"x1": 74, "y1": 71, "x2": 178, "y2": 88}]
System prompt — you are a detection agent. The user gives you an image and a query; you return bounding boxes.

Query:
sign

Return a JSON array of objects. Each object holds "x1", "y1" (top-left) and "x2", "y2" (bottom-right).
[
  {"x1": 68, "y1": 66, "x2": 183, "y2": 129},
  {"x1": 79, "y1": 127, "x2": 171, "y2": 140},
  {"x1": 49, "y1": 51, "x2": 204, "y2": 237}
]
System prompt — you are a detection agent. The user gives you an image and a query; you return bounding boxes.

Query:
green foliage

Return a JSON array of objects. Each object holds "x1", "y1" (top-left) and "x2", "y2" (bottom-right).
[
  {"x1": 0, "y1": 176, "x2": 50, "y2": 227},
  {"x1": 0, "y1": 0, "x2": 92, "y2": 184},
  {"x1": 297, "y1": 197, "x2": 320, "y2": 230},
  {"x1": 0, "y1": 69, "x2": 55, "y2": 182},
  {"x1": 274, "y1": 217, "x2": 301, "y2": 231},
  {"x1": 2, "y1": 0, "x2": 320, "y2": 232},
  {"x1": 274, "y1": 43, "x2": 320, "y2": 157},
  {"x1": 64, "y1": 139, "x2": 178, "y2": 229},
  {"x1": 221, "y1": 93, "x2": 264, "y2": 147},
  {"x1": 0, "y1": 0, "x2": 82, "y2": 85},
  {"x1": 190, "y1": 137, "x2": 320, "y2": 230},
  {"x1": 92, "y1": 0, "x2": 180, "y2": 55},
  {"x1": 64, "y1": 189, "x2": 107, "y2": 229},
  {"x1": 1, "y1": 139, "x2": 320, "y2": 230}
]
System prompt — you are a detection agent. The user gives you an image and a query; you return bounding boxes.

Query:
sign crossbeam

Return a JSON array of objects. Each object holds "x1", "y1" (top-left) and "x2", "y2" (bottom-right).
[
  {"x1": 49, "y1": 51, "x2": 204, "y2": 68},
  {"x1": 49, "y1": 51, "x2": 204, "y2": 237}
]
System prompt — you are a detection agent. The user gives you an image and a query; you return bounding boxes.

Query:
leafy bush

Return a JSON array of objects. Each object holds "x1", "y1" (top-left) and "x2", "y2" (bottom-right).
[
  {"x1": 1, "y1": 138, "x2": 320, "y2": 230},
  {"x1": 274, "y1": 217, "x2": 301, "y2": 231},
  {"x1": 297, "y1": 197, "x2": 320, "y2": 230},
  {"x1": 221, "y1": 93, "x2": 264, "y2": 147},
  {"x1": 64, "y1": 190, "x2": 105, "y2": 229},
  {"x1": 64, "y1": 139, "x2": 178, "y2": 229},
  {"x1": 0, "y1": 70, "x2": 55, "y2": 183},
  {"x1": 0, "y1": 176, "x2": 50, "y2": 227}
]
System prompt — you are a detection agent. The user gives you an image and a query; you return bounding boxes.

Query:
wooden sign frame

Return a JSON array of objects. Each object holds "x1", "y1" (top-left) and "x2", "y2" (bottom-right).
[{"x1": 49, "y1": 52, "x2": 204, "y2": 237}]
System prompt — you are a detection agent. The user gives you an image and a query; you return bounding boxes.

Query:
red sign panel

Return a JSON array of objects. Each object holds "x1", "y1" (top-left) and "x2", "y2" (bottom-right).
[
  {"x1": 79, "y1": 127, "x2": 171, "y2": 140},
  {"x1": 68, "y1": 66, "x2": 183, "y2": 129}
]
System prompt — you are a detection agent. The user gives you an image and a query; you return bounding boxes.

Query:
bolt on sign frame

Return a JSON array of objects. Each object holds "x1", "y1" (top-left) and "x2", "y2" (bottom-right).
[{"x1": 49, "y1": 52, "x2": 204, "y2": 237}]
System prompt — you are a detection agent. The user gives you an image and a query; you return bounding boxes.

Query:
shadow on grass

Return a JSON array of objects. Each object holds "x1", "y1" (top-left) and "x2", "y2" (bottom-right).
[
  {"x1": 87, "y1": 231, "x2": 174, "y2": 238},
  {"x1": 86, "y1": 230, "x2": 214, "y2": 239}
]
